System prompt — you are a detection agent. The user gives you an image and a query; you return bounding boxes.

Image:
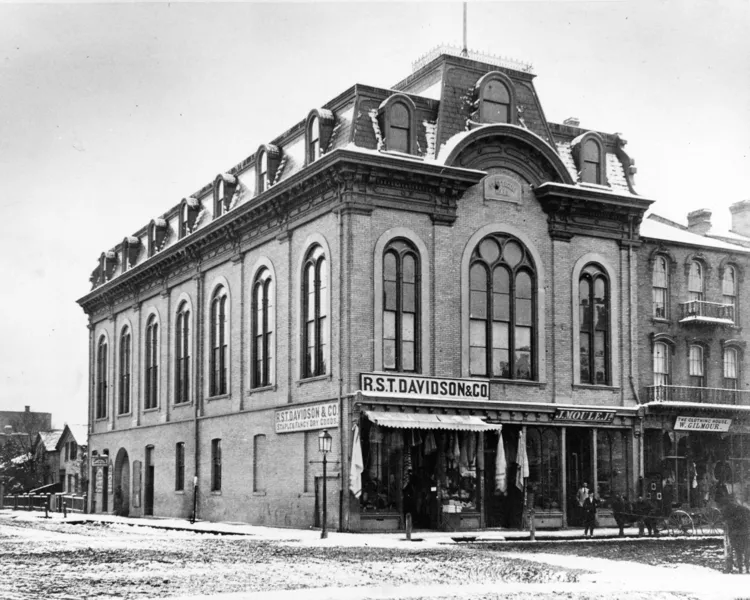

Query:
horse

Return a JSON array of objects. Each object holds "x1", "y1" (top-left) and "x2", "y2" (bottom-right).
[{"x1": 715, "y1": 485, "x2": 750, "y2": 574}]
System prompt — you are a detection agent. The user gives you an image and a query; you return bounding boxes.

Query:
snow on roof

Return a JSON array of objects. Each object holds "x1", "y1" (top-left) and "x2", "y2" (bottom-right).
[
  {"x1": 555, "y1": 142, "x2": 578, "y2": 182},
  {"x1": 640, "y1": 214, "x2": 750, "y2": 253},
  {"x1": 606, "y1": 153, "x2": 630, "y2": 193},
  {"x1": 37, "y1": 430, "x2": 64, "y2": 452}
]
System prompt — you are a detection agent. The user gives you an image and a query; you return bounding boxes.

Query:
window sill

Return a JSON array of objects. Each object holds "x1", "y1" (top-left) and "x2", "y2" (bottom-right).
[
  {"x1": 175, "y1": 490, "x2": 185, "y2": 495},
  {"x1": 301, "y1": 492, "x2": 315, "y2": 498},
  {"x1": 143, "y1": 407, "x2": 160, "y2": 413},
  {"x1": 94, "y1": 417, "x2": 108, "y2": 422},
  {"x1": 207, "y1": 393, "x2": 231, "y2": 402},
  {"x1": 489, "y1": 378, "x2": 545, "y2": 388},
  {"x1": 173, "y1": 401, "x2": 193, "y2": 408},
  {"x1": 572, "y1": 384, "x2": 621, "y2": 392},
  {"x1": 211, "y1": 490, "x2": 222, "y2": 496},
  {"x1": 116, "y1": 411, "x2": 132, "y2": 418},
  {"x1": 248, "y1": 384, "x2": 276, "y2": 395},
  {"x1": 253, "y1": 491, "x2": 267, "y2": 497},
  {"x1": 651, "y1": 317, "x2": 671, "y2": 325},
  {"x1": 297, "y1": 373, "x2": 331, "y2": 386}
]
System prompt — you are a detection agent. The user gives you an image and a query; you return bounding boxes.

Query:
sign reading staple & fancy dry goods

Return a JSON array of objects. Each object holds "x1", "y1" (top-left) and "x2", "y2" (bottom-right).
[
  {"x1": 360, "y1": 373, "x2": 489, "y2": 402},
  {"x1": 275, "y1": 400, "x2": 339, "y2": 433},
  {"x1": 553, "y1": 408, "x2": 616, "y2": 423},
  {"x1": 674, "y1": 416, "x2": 732, "y2": 432}
]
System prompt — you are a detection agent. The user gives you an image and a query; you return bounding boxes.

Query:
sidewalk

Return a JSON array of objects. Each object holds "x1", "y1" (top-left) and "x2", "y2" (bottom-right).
[{"x1": 1, "y1": 508, "x2": 703, "y2": 548}]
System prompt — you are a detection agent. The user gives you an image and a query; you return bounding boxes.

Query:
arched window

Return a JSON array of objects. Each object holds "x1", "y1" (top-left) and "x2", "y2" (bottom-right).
[
  {"x1": 257, "y1": 149, "x2": 268, "y2": 194},
  {"x1": 388, "y1": 102, "x2": 411, "y2": 153},
  {"x1": 302, "y1": 245, "x2": 328, "y2": 378},
  {"x1": 175, "y1": 301, "x2": 190, "y2": 404},
  {"x1": 96, "y1": 336, "x2": 108, "y2": 419},
  {"x1": 210, "y1": 286, "x2": 229, "y2": 396},
  {"x1": 148, "y1": 221, "x2": 158, "y2": 257},
  {"x1": 118, "y1": 327, "x2": 131, "y2": 415},
  {"x1": 579, "y1": 264, "x2": 610, "y2": 385},
  {"x1": 308, "y1": 115, "x2": 320, "y2": 163},
  {"x1": 724, "y1": 347, "x2": 739, "y2": 390},
  {"x1": 215, "y1": 178, "x2": 226, "y2": 217},
  {"x1": 689, "y1": 344, "x2": 705, "y2": 388},
  {"x1": 581, "y1": 139, "x2": 603, "y2": 184},
  {"x1": 652, "y1": 255, "x2": 669, "y2": 319},
  {"x1": 383, "y1": 240, "x2": 419, "y2": 372},
  {"x1": 723, "y1": 265, "x2": 737, "y2": 322},
  {"x1": 688, "y1": 260, "x2": 704, "y2": 302},
  {"x1": 480, "y1": 78, "x2": 511, "y2": 124},
  {"x1": 144, "y1": 315, "x2": 159, "y2": 409},
  {"x1": 469, "y1": 234, "x2": 535, "y2": 380},
  {"x1": 653, "y1": 341, "x2": 671, "y2": 401},
  {"x1": 252, "y1": 268, "x2": 274, "y2": 388}
]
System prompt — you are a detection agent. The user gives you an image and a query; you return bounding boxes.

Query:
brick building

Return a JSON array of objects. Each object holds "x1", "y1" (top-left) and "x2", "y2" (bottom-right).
[
  {"x1": 79, "y1": 46, "x2": 659, "y2": 531},
  {"x1": 637, "y1": 205, "x2": 750, "y2": 512}
]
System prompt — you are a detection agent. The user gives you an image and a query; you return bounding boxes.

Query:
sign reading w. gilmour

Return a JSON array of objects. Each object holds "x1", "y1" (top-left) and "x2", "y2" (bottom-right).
[
  {"x1": 674, "y1": 416, "x2": 731, "y2": 432},
  {"x1": 275, "y1": 401, "x2": 338, "y2": 434},
  {"x1": 553, "y1": 408, "x2": 616, "y2": 423},
  {"x1": 360, "y1": 373, "x2": 489, "y2": 402}
]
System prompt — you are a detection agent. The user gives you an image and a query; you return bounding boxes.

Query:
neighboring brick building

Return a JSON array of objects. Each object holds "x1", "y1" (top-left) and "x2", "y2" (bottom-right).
[
  {"x1": 637, "y1": 206, "x2": 750, "y2": 511},
  {"x1": 79, "y1": 46, "x2": 659, "y2": 531}
]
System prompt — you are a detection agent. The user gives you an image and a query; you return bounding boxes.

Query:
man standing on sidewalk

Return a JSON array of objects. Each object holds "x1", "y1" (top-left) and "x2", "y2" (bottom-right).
[{"x1": 576, "y1": 482, "x2": 589, "y2": 526}]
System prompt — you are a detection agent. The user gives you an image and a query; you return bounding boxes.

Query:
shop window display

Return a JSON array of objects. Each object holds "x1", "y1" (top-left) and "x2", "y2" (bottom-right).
[
  {"x1": 526, "y1": 427, "x2": 560, "y2": 511},
  {"x1": 596, "y1": 430, "x2": 628, "y2": 508},
  {"x1": 359, "y1": 420, "x2": 403, "y2": 513}
]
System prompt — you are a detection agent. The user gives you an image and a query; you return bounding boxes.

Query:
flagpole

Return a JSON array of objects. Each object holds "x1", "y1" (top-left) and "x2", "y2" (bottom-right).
[{"x1": 461, "y1": 3, "x2": 468, "y2": 57}]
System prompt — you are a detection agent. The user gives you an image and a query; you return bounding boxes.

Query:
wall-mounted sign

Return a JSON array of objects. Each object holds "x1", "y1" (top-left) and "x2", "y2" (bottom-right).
[
  {"x1": 360, "y1": 373, "x2": 489, "y2": 402},
  {"x1": 484, "y1": 174, "x2": 523, "y2": 204},
  {"x1": 95, "y1": 469, "x2": 104, "y2": 493},
  {"x1": 275, "y1": 401, "x2": 339, "y2": 434},
  {"x1": 553, "y1": 408, "x2": 616, "y2": 423},
  {"x1": 674, "y1": 416, "x2": 731, "y2": 432},
  {"x1": 91, "y1": 456, "x2": 109, "y2": 468}
]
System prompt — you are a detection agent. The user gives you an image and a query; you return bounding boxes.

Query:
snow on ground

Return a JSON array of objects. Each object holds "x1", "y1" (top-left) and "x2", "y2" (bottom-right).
[{"x1": 1, "y1": 509, "x2": 747, "y2": 600}]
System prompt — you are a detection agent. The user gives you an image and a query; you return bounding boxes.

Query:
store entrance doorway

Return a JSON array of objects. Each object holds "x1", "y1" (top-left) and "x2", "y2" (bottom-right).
[{"x1": 566, "y1": 428, "x2": 592, "y2": 526}]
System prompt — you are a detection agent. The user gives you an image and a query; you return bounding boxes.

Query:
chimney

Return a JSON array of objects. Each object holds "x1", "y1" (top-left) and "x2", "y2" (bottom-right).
[
  {"x1": 25, "y1": 405, "x2": 30, "y2": 412},
  {"x1": 687, "y1": 209, "x2": 712, "y2": 236},
  {"x1": 563, "y1": 117, "x2": 580, "y2": 127},
  {"x1": 730, "y1": 200, "x2": 750, "y2": 237}
]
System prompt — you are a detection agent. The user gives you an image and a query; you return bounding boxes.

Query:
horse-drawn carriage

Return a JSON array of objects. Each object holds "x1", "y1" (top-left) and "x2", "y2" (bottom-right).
[{"x1": 611, "y1": 495, "x2": 724, "y2": 537}]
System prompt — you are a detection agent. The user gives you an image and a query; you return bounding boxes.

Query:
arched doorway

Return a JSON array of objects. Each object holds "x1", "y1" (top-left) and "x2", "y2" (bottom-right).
[{"x1": 113, "y1": 448, "x2": 130, "y2": 517}]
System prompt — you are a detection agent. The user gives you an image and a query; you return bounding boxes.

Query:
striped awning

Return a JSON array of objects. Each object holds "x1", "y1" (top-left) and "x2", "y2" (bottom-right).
[{"x1": 364, "y1": 411, "x2": 501, "y2": 432}]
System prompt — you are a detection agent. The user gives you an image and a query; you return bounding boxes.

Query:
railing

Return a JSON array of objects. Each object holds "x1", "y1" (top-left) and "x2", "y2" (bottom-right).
[
  {"x1": 0, "y1": 492, "x2": 87, "y2": 514},
  {"x1": 645, "y1": 385, "x2": 750, "y2": 405},
  {"x1": 679, "y1": 300, "x2": 734, "y2": 324}
]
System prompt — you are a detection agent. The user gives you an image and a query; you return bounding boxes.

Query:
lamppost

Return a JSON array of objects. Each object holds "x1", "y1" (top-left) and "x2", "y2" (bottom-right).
[{"x1": 318, "y1": 429, "x2": 332, "y2": 539}]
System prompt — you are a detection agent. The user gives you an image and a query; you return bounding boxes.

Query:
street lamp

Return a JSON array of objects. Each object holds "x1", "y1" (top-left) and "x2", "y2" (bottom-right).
[{"x1": 318, "y1": 429, "x2": 332, "y2": 539}]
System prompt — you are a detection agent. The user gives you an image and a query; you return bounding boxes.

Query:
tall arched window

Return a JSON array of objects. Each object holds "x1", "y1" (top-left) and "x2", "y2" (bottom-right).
[
  {"x1": 653, "y1": 341, "x2": 671, "y2": 401},
  {"x1": 96, "y1": 336, "x2": 108, "y2": 419},
  {"x1": 579, "y1": 264, "x2": 610, "y2": 385},
  {"x1": 118, "y1": 327, "x2": 131, "y2": 415},
  {"x1": 144, "y1": 315, "x2": 159, "y2": 409},
  {"x1": 175, "y1": 302, "x2": 190, "y2": 404},
  {"x1": 302, "y1": 245, "x2": 328, "y2": 378},
  {"x1": 581, "y1": 139, "x2": 603, "y2": 184},
  {"x1": 469, "y1": 234, "x2": 535, "y2": 380},
  {"x1": 652, "y1": 255, "x2": 669, "y2": 319},
  {"x1": 252, "y1": 268, "x2": 274, "y2": 388},
  {"x1": 257, "y1": 149, "x2": 268, "y2": 194},
  {"x1": 480, "y1": 78, "x2": 511, "y2": 123},
  {"x1": 388, "y1": 101, "x2": 411, "y2": 153},
  {"x1": 210, "y1": 286, "x2": 229, "y2": 396},
  {"x1": 689, "y1": 344, "x2": 706, "y2": 388},
  {"x1": 723, "y1": 265, "x2": 737, "y2": 322},
  {"x1": 383, "y1": 240, "x2": 419, "y2": 372},
  {"x1": 688, "y1": 260, "x2": 704, "y2": 302},
  {"x1": 307, "y1": 115, "x2": 320, "y2": 163},
  {"x1": 724, "y1": 347, "x2": 739, "y2": 390},
  {"x1": 215, "y1": 178, "x2": 226, "y2": 217}
]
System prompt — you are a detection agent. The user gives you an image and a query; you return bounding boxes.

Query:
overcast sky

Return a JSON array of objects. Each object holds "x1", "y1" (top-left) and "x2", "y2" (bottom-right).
[{"x1": 1, "y1": 1, "x2": 748, "y2": 428}]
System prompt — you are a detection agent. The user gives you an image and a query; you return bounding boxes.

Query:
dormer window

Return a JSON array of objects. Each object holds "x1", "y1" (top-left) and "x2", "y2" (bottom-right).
[
  {"x1": 308, "y1": 116, "x2": 320, "y2": 162},
  {"x1": 256, "y1": 144, "x2": 281, "y2": 194},
  {"x1": 306, "y1": 109, "x2": 335, "y2": 165},
  {"x1": 148, "y1": 218, "x2": 168, "y2": 257},
  {"x1": 474, "y1": 71, "x2": 516, "y2": 125},
  {"x1": 100, "y1": 251, "x2": 117, "y2": 282},
  {"x1": 572, "y1": 132, "x2": 607, "y2": 185},
  {"x1": 378, "y1": 94, "x2": 416, "y2": 154},
  {"x1": 213, "y1": 174, "x2": 237, "y2": 218},
  {"x1": 179, "y1": 197, "x2": 202, "y2": 238},
  {"x1": 121, "y1": 236, "x2": 141, "y2": 272}
]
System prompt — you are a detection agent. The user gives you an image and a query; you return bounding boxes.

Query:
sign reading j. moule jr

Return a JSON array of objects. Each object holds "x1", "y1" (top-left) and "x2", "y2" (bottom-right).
[
  {"x1": 674, "y1": 416, "x2": 732, "y2": 432},
  {"x1": 360, "y1": 373, "x2": 489, "y2": 402},
  {"x1": 553, "y1": 408, "x2": 616, "y2": 423},
  {"x1": 275, "y1": 400, "x2": 339, "y2": 434}
]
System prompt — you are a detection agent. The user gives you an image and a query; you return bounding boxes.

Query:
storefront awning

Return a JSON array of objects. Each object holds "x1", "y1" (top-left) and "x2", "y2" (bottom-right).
[{"x1": 364, "y1": 411, "x2": 502, "y2": 432}]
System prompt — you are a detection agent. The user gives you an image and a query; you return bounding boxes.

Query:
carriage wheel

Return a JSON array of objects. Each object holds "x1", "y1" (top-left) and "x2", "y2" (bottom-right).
[
  {"x1": 701, "y1": 507, "x2": 724, "y2": 535},
  {"x1": 668, "y1": 510, "x2": 695, "y2": 536}
]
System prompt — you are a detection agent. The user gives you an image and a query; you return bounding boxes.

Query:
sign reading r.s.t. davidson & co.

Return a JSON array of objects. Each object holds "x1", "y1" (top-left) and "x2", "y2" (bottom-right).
[{"x1": 553, "y1": 408, "x2": 616, "y2": 423}]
